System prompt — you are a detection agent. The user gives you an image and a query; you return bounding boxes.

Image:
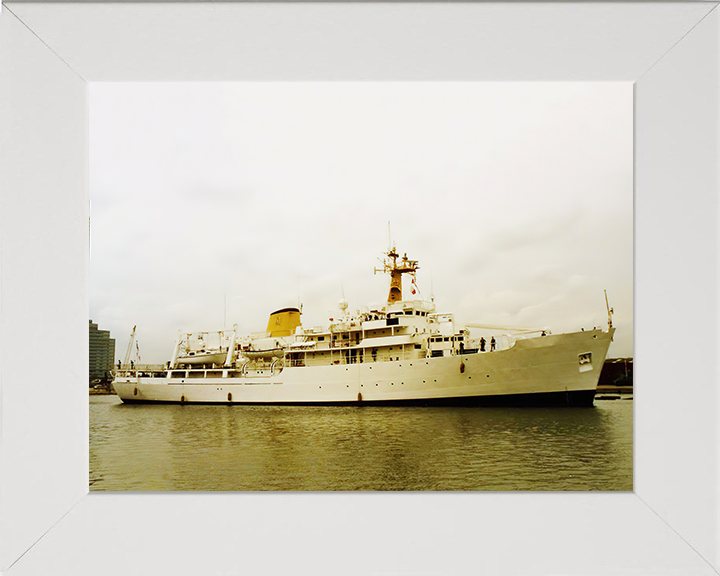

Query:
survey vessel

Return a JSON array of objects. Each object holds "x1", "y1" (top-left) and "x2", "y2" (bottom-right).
[{"x1": 113, "y1": 246, "x2": 614, "y2": 406}]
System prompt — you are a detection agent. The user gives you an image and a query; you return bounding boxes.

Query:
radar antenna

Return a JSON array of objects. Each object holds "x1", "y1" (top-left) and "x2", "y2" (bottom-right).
[{"x1": 339, "y1": 281, "x2": 349, "y2": 315}]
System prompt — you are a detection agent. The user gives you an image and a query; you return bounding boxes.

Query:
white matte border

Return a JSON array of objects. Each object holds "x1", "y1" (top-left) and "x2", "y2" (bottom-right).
[{"x1": 0, "y1": 3, "x2": 718, "y2": 575}]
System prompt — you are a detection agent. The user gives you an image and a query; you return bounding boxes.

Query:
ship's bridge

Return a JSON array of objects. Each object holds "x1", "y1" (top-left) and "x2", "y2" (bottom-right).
[
  {"x1": 386, "y1": 299, "x2": 436, "y2": 316},
  {"x1": 358, "y1": 299, "x2": 437, "y2": 333}
]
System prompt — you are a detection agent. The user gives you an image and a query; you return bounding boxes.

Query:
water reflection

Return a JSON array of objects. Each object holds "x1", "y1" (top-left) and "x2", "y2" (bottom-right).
[{"x1": 90, "y1": 397, "x2": 632, "y2": 491}]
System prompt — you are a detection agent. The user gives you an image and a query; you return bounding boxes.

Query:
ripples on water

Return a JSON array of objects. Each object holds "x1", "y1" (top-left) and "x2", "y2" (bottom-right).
[{"x1": 90, "y1": 396, "x2": 632, "y2": 491}]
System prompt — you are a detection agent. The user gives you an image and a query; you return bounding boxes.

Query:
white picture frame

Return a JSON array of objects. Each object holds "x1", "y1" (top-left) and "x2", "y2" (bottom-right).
[{"x1": 0, "y1": 2, "x2": 718, "y2": 574}]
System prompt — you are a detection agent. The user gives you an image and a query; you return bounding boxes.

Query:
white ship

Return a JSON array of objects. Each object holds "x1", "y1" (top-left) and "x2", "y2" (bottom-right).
[{"x1": 113, "y1": 247, "x2": 615, "y2": 406}]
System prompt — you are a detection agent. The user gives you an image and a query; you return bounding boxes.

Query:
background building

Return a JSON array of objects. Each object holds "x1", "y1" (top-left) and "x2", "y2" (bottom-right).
[{"x1": 89, "y1": 320, "x2": 115, "y2": 383}]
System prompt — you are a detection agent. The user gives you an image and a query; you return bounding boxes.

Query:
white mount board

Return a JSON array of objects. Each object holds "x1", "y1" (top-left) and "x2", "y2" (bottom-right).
[{"x1": 0, "y1": 2, "x2": 718, "y2": 575}]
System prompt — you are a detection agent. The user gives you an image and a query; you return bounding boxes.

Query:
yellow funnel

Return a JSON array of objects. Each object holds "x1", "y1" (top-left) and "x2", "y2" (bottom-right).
[{"x1": 267, "y1": 307, "x2": 302, "y2": 337}]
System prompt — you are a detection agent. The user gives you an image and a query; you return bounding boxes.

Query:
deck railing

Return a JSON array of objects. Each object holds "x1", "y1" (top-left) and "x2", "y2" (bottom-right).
[{"x1": 114, "y1": 364, "x2": 166, "y2": 377}]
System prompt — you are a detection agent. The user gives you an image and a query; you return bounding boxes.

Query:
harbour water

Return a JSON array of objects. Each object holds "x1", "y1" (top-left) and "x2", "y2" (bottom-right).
[{"x1": 90, "y1": 395, "x2": 632, "y2": 491}]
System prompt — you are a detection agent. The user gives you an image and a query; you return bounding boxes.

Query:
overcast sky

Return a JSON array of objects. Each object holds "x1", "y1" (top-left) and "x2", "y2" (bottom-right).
[{"x1": 90, "y1": 83, "x2": 633, "y2": 363}]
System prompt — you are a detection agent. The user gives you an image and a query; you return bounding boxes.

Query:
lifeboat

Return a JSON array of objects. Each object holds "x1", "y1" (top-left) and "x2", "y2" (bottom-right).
[{"x1": 176, "y1": 350, "x2": 227, "y2": 365}]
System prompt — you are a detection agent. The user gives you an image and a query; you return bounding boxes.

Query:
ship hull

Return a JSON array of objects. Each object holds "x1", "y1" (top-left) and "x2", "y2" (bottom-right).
[
  {"x1": 113, "y1": 328, "x2": 613, "y2": 406},
  {"x1": 118, "y1": 389, "x2": 597, "y2": 407}
]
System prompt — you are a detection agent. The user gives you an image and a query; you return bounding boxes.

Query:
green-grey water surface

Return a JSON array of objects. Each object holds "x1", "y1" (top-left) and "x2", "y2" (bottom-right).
[{"x1": 90, "y1": 395, "x2": 632, "y2": 491}]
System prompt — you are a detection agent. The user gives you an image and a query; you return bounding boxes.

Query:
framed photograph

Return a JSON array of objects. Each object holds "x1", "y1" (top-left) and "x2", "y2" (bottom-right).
[
  {"x1": 1, "y1": 2, "x2": 717, "y2": 574},
  {"x1": 87, "y1": 81, "x2": 633, "y2": 493}
]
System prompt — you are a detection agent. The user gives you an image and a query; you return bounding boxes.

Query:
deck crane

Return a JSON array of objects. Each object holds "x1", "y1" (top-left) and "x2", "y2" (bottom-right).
[
  {"x1": 122, "y1": 326, "x2": 137, "y2": 369},
  {"x1": 604, "y1": 290, "x2": 614, "y2": 329}
]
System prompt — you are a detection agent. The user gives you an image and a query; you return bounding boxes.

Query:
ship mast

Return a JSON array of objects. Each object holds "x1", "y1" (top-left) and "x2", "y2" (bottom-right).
[{"x1": 375, "y1": 246, "x2": 419, "y2": 304}]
